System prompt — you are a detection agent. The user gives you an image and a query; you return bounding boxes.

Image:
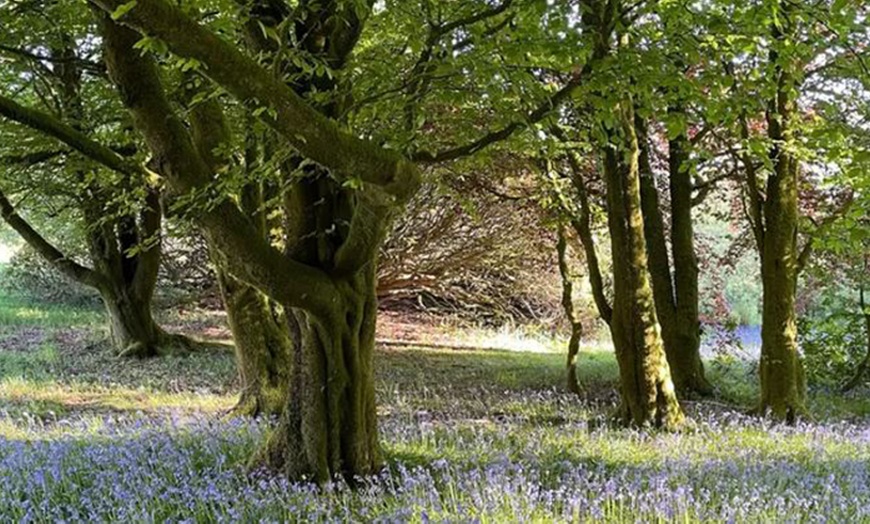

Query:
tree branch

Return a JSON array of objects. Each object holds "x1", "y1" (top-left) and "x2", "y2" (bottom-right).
[
  {"x1": 797, "y1": 192, "x2": 854, "y2": 275},
  {"x1": 413, "y1": 73, "x2": 586, "y2": 163},
  {"x1": 438, "y1": 0, "x2": 514, "y2": 35},
  {"x1": 0, "y1": 43, "x2": 106, "y2": 77},
  {"x1": 131, "y1": 187, "x2": 163, "y2": 300},
  {"x1": 0, "y1": 187, "x2": 104, "y2": 288},
  {"x1": 0, "y1": 93, "x2": 144, "y2": 177},
  {"x1": 91, "y1": 0, "x2": 420, "y2": 203},
  {"x1": 691, "y1": 166, "x2": 738, "y2": 206},
  {"x1": 99, "y1": 14, "x2": 338, "y2": 318},
  {"x1": 548, "y1": 127, "x2": 613, "y2": 324},
  {"x1": 0, "y1": 149, "x2": 67, "y2": 166}
]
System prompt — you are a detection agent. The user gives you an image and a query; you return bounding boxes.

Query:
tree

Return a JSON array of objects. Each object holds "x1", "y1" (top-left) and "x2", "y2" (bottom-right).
[
  {"x1": 85, "y1": 0, "x2": 581, "y2": 480},
  {"x1": 0, "y1": 4, "x2": 184, "y2": 357},
  {"x1": 556, "y1": 0, "x2": 684, "y2": 428},
  {"x1": 711, "y1": 0, "x2": 869, "y2": 418}
]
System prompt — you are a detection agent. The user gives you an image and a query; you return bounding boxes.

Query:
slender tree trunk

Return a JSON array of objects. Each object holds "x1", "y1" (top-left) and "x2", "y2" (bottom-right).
[
  {"x1": 557, "y1": 226, "x2": 583, "y2": 395},
  {"x1": 636, "y1": 119, "x2": 711, "y2": 396},
  {"x1": 842, "y1": 287, "x2": 870, "y2": 393},
  {"x1": 252, "y1": 268, "x2": 381, "y2": 482},
  {"x1": 603, "y1": 103, "x2": 683, "y2": 429},
  {"x1": 217, "y1": 268, "x2": 292, "y2": 417},
  {"x1": 668, "y1": 133, "x2": 711, "y2": 394}
]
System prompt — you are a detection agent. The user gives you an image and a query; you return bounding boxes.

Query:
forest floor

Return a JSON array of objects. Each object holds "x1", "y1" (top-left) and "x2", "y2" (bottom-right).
[{"x1": 1, "y1": 295, "x2": 870, "y2": 522}]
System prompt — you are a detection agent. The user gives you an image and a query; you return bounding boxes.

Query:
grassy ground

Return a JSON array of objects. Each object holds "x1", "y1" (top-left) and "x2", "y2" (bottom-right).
[{"x1": 1, "y1": 296, "x2": 870, "y2": 522}]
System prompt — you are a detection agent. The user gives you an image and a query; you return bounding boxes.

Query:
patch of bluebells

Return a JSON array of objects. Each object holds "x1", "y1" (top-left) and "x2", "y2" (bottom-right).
[{"x1": 1, "y1": 410, "x2": 870, "y2": 522}]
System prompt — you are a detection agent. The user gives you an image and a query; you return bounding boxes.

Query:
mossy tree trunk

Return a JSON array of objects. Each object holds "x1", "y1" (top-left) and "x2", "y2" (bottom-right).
[
  {"x1": 752, "y1": 2, "x2": 806, "y2": 420},
  {"x1": 571, "y1": 1, "x2": 683, "y2": 428},
  {"x1": 217, "y1": 268, "x2": 293, "y2": 418},
  {"x1": 187, "y1": 91, "x2": 294, "y2": 418},
  {"x1": 637, "y1": 117, "x2": 711, "y2": 396},
  {"x1": 0, "y1": 182, "x2": 176, "y2": 358},
  {"x1": 87, "y1": 189, "x2": 182, "y2": 357},
  {"x1": 99, "y1": 1, "x2": 419, "y2": 481},
  {"x1": 602, "y1": 103, "x2": 684, "y2": 428},
  {"x1": 255, "y1": 268, "x2": 381, "y2": 481}
]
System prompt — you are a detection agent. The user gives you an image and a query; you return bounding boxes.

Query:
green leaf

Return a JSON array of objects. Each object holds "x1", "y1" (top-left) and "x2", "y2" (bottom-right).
[{"x1": 111, "y1": 1, "x2": 138, "y2": 20}]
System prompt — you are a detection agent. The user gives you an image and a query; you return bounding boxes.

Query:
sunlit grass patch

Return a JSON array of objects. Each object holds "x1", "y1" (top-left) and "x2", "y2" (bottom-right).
[
  {"x1": 0, "y1": 294, "x2": 102, "y2": 328},
  {"x1": 0, "y1": 377, "x2": 234, "y2": 435}
]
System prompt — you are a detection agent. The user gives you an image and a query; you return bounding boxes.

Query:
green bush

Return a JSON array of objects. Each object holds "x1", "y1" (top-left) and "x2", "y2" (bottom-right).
[
  {"x1": 0, "y1": 245, "x2": 100, "y2": 306},
  {"x1": 800, "y1": 311, "x2": 865, "y2": 388}
]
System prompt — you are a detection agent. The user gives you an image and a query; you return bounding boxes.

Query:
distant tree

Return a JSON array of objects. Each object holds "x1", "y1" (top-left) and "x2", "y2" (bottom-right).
[{"x1": 0, "y1": 3, "x2": 185, "y2": 357}]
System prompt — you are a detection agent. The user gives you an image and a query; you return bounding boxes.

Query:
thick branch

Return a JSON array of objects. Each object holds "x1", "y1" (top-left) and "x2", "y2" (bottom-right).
[
  {"x1": 91, "y1": 0, "x2": 420, "y2": 203},
  {"x1": 100, "y1": 14, "x2": 338, "y2": 317},
  {"x1": 132, "y1": 187, "x2": 163, "y2": 300}
]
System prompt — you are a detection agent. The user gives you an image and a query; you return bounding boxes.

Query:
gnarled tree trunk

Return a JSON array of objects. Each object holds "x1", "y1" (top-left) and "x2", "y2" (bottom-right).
[
  {"x1": 217, "y1": 268, "x2": 292, "y2": 418},
  {"x1": 254, "y1": 269, "x2": 380, "y2": 481}
]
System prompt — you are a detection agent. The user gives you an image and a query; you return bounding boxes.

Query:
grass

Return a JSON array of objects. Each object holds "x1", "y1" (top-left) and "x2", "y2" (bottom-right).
[
  {"x1": 1, "y1": 295, "x2": 870, "y2": 521},
  {"x1": 0, "y1": 294, "x2": 103, "y2": 328}
]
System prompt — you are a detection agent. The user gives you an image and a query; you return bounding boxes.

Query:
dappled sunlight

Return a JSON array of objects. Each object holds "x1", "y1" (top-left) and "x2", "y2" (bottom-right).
[{"x1": 0, "y1": 376, "x2": 233, "y2": 435}]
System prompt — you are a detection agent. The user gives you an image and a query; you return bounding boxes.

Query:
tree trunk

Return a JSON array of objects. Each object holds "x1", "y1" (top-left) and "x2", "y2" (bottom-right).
[
  {"x1": 758, "y1": 181, "x2": 805, "y2": 419},
  {"x1": 603, "y1": 103, "x2": 683, "y2": 429},
  {"x1": 217, "y1": 268, "x2": 292, "y2": 417},
  {"x1": 636, "y1": 119, "x2": 711, "y2": 396},
  {"x1": 757, "y1": 3, "x2": 806, "y2": 420},
  {"x1": 667, "y1": 133, "x2": 711, "y2": 395},
  {"x1": 841, "y1": 287, "x2": 870, "y2": 393},
  {"x1": 252, "y1": 268, "x2": 381, "y2": 482},
  {"x1": 557, "y1": 226, "x2": 583, "y2": 395},
  {"x1": 99, "y1": 284, "x2": 170, "y2": 357}
]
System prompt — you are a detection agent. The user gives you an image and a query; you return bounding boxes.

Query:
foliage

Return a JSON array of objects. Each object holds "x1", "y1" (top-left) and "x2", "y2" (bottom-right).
[
  {"x1": 379, "y1": 178, "x2": 559, "y2": 322},
  {"x1": 0, "y1": 245, "x2": 100, "y2": 307}
]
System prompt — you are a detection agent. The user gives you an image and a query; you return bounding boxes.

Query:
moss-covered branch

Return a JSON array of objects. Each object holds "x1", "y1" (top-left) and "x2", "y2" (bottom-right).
[
  {"x1": 90, "y1": 0, "x2": 420, "y2": 204},
  {"x1": 0, "y1": 93, "x2": 143, "y2": 178},
  {"x1": 100, "y1": 15, "x2": 338, "y2": 317}
]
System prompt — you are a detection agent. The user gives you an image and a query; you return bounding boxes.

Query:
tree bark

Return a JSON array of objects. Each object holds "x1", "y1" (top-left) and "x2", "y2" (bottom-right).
[
  {"x1": 603, "y1": 103, "x2": 683, "y2": 429},
  {"x1": 557, "y1": 226, "x2": 583, "y2": 395},
  {"x1": 636, "y1": 118, "x2": 711, "y2": 396},
  {"x1": 217, "y1": 268, "x2": 292, "y2": 417},
  {"x1": 757, "y1": 2, "x2": 806, "y2": 420},
  {"x1": 98, "y1": 283, "x2": 172, "y2": 357},
  {"x1": 667, "y1": 132, "x2": 711, "y2": 395},
  {"x1": 252, "y1": 269, "x2": 381, "y2": 482}
]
